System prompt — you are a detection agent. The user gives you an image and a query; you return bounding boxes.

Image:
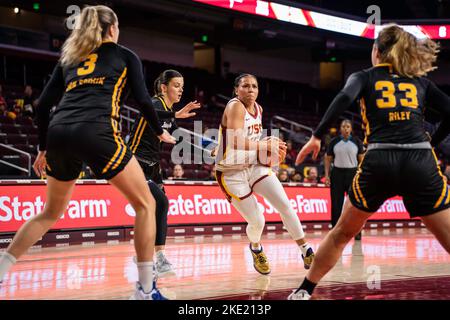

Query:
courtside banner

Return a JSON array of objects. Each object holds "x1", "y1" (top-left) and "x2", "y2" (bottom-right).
[{"x1": 0, "y1": 183, "x2": 410, "y2": 233}]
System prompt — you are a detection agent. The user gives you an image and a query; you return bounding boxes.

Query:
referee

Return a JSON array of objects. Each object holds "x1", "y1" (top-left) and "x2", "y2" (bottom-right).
[{"x1": 325, "y1": 120, "x2": 364, "y2": 239}]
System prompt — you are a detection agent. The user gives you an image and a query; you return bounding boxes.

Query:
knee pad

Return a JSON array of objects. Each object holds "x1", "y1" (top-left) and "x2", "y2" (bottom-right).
[{"x1": 148, "y1": 180, "x2": 169, "y2": 213}]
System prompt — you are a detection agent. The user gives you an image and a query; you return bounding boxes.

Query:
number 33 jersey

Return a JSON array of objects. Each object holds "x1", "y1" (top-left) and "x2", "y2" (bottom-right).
[{"x1": 354, "y1": 63, "x2": 445, "y2": 144}]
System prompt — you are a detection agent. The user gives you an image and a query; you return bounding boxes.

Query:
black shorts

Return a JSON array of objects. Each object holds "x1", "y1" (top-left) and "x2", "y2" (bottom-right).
[
  {"x1": 46, "y1": 122, "x2": 132, "y2": 181},
  {"x1": 137, "y1": 160, "x2": 164, "y2": 186},
  {"x1": 348, "y1": 149, "x2": 450, "y2": 217}
]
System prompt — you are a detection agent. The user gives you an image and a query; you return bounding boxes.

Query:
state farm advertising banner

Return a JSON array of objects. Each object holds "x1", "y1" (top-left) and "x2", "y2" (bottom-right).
[{"x1": 0, "y1": 183, "x2": 411, "y2": 233}]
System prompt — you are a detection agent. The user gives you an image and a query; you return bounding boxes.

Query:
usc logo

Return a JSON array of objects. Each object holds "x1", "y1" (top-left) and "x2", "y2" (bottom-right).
[{"x1": 248, "y1": 124, "x2": 262, "y2": 135}]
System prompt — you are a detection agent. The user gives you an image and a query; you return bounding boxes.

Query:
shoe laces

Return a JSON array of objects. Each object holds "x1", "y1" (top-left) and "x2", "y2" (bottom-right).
[
  {"x1": 256, "y1": 253, "x2": 267, "y2": 264},
  {"x1": 158, "y1": 255, "x2": 172, "y2": 266}
]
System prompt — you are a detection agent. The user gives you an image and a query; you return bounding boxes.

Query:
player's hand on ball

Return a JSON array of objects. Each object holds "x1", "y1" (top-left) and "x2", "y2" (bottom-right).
[{"x1": 295, "y1": 136, "x2": 321, "y2": 165}]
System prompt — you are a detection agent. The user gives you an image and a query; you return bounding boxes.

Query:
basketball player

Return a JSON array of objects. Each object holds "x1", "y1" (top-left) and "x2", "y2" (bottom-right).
[
  {"x1": 128, "y1": 69, "x2": 200, "y2": 277},
  {"x1": 289, "y1": 24, "x2": 450, "y2": 300},
  {"x1": 0, "y1": 5, "x2": 176, "y2": 300},
  {"x1": 215, "y1": 74, "x2": 315, "y2": 275}
]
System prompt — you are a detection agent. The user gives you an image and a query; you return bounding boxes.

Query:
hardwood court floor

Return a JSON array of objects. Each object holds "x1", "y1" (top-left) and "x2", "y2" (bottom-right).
[{"x1": 0, "y1": 228, "x2": 449, "y2": 300}]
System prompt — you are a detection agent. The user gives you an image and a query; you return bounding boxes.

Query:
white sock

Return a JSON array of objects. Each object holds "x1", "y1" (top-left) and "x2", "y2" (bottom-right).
[
  {"x1": 299, "y1": 243, "x2": 311, "y2": 256},
  {"x1": 156, "y1": 250, "x2": 165, "y2": 259},
  {"x1": 137, "y1": 261, "x2": 154, "y2": 293},
  {"x1": 0, "y1": 252, "x2": 17, "y2": 281},
  {"x1": 251, "y1": 244, "x2": 262, "y2": 252}
]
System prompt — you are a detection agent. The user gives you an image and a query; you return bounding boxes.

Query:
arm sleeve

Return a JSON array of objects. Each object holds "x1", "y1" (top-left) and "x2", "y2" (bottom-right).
[
  {"x1": 124, "y1": 49, "x2": 163, "y2": 136},
  {"x1": 313, "y1": 72, "x2": 367, "y2": 139},
  {"x1": 36, "y1": 64, "x2": 65, "y2": 151},
  {"x1": 425, "y1": 81, "x2": 450, "y2": 146}
]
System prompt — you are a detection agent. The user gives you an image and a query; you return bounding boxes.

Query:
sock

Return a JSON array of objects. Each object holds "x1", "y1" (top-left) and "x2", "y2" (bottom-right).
[
  {"x1": 0, "y1": 252, "x2": 17, "y2": 282},
  {"x1": 296, "y1": 277, "x2": 317, "y2": 295},
  {"x1": 299, "y1": 243, "x2": 311, "y2": 256},
  {"x1": 250, "y1": 243, "x2": 262, "y2": 252},
  {"x1": 137, "y1": 261, "x2": 154, "y2": 293}
]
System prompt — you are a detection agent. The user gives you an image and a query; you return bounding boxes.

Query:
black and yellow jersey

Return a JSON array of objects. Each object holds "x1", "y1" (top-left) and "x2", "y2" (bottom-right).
[
  {"x1": 36, "y1": 42, "x2": 163, "y2": 151},
  {"x1": 314, "y1": 63, "x2": 450, "y2": 145},
  {"x1": 128, "y1": 96, "x2": 177, "y2": 163}
]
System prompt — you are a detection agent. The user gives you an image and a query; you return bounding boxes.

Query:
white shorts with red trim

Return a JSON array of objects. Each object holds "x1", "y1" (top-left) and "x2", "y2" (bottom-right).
[{"x1": 216, "y1": 165, "x2": 274, "y2": 202}]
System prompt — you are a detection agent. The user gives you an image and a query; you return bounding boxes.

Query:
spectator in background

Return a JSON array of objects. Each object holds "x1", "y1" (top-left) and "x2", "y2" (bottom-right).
[
  {"x1": 196, "y1": 90, "x2": 206, "y2": 107},
  {"x1": 0, "y1": 85, "x2": 7, "y2": 110},
  {"x1": 168, "y1": 164, "x2": 186, "y2": 180},
  {"x1": 323, "y1": 127, "x2": 338, "y2": 149},
  {"x1": 22, "y1": 85, "x2": 37, "y2": 118},
  {"x1": 0, "y1": 103, "x2": 7, "y2": 117},
  {"x1": 204, "y1": 166, "x2": 216, "y2": 181},
  {"x1": 303, "y1": 167, "x2": 319, "y2": 184},
  {"x1": 290, "y1": 126, "x2": 308, "y2": 146},
  {"x1": 284, "y1": 140, "x2": 297, "y2": 166},
  {"x1": 6, "y1": 104, "x2": 22, "y2": 121},
  {"x1": 291, "y1": 171, "x2": 303, "y2": 183},
  {"x1": 278, "y1": 169, "x2": 290, "y2": 182}
]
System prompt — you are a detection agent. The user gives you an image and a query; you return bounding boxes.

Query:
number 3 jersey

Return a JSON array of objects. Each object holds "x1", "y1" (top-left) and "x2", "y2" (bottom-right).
[
  {"x1": 313, "y1": 63, "x2": 450, "y2": 145},
  {"x1": 215, "y1": 98, "x2": 264, "y2": 173},
  {"x1": 36, "y1": 42, "x2": 163, "y2": 150}
]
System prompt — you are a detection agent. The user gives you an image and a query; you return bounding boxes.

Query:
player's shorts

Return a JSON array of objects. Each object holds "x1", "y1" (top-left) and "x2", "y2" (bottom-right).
[
  {"x1": 216, "y1": 165, "x2": 274, "y2": 202},
  {"x1": 45, "y1": 122, "x2": 132, "y2": 181},
  {"x1": 348, "y1": 148, "x2": 450, "y2": 217}
]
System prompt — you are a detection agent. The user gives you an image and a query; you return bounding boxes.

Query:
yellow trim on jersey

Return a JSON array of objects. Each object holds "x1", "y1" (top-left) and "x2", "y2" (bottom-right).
[
  {"x1": 432, "y1": 149, "x2": 449, "y2": 209},
  {"x1": 112, "y1": 120, "x2": 128, "y2": 171},
  {"x1": 352, "y1": 176, "x2": 361, "y2": 204},
  {"x1": 360, "y1": 98, "x2": 371, "y2": 145},
  {"x1": 375, "y1": 63, "x2": 393, "y2": 73},
  {"x1": 102, "y1": 69, "x2": 128, "y2": 174},
  {"x1": 129, "y1": 117, "x2": 145, "y2": 151},
  {"x1": 112, "y1": 68, "x2": 128, "y2": 118},
  {"x1": 158, "y1": 96, "x2": 172, "y2": 112},
  {"x1": 353, "y1": 154, "x2": 368, "y2": 209},
  {"x1": 220, "y1": 174, "x2": 241, "y2": 202},
  {"x1": 354, "y1": 172, "x2": 368, "y2": 209},
  {"x1": 115, "y1": 78, "x2": 127, "y2": 118},
  {"x1": 102, "y1": 119, "x2": 125, "y2": 174},
  {"x1": 132, "y1": 119, "x2": 148, "y2": 153}
]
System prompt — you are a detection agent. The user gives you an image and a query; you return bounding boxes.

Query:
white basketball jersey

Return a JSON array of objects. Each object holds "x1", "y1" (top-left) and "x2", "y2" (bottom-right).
[{"x1": 215, "y1": 98, "x2": 263, "y2": 172}]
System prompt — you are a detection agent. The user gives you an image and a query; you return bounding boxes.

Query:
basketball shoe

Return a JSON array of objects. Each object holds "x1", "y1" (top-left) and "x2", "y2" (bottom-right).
[
  {"x1": 287, "y1": 289, "x2": 311, "y2": 300},
  {"x1": 155, "y1": 251, "x2": 176, "y2": 278},
  {"x1": 129, "y1": 281, "x2": 169, "y2": 300},
  {"x1": 302, "y1": 247, "x2": 315, "y2": 270},
  {"x1": 250, "y1": 244, "x2": 271, "y2": 275}
]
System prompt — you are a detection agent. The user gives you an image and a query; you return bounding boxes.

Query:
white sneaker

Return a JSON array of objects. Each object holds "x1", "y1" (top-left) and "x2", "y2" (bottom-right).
[
  {"x1": 287, "y1": 289, "x2": 311, "y2": 300},
  {"x1": 129, "y1": 282, "x2": 169, "y2": 300},
  {"x1": 156, "y1": 253, "x2": 176, "y2": 278}
]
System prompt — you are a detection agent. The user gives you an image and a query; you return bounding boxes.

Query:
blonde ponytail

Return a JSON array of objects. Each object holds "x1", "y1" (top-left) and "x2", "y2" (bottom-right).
[
  {"x1": 61, "y1": 5, "x2": 117, "y2": 67},
  {"x1": 376, "y1": 24, "x2": 439, "y2": 78}
]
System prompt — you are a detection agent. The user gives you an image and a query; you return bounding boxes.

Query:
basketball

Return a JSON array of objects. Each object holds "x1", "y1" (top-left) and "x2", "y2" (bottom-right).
[{"x1": 257, "y1": 138, "x2": 286, "y2": 167}]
